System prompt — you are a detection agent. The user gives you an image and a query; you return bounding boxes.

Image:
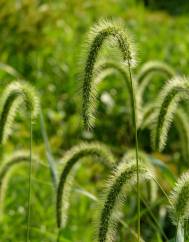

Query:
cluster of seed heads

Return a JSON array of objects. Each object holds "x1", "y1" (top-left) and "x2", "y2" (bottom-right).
[{"x1": 2, "y1": 19, "x2": 189, "y2": 242}]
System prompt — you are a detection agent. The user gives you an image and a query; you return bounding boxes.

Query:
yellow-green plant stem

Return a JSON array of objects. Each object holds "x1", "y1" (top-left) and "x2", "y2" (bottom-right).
[
  {"x1": 26, "y1": 112, "x2": 33, "y2": 242},
  {"x1": 56, "y1": 229, "x2": 61, "y2": 242},
  {"x1": 138, "y1": 191, "x2": 168, "y2": 241},
  {"x1": 128, "y1": 66, "x2": 140, "y2": 241},
  {"x1": 39, "y1": 109, "x2": 58, "y2": 189}
]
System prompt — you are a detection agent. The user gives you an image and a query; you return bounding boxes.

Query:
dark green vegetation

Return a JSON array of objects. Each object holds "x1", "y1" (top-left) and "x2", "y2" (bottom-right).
[{"x1": 1, "y1": 1, "x2": 189, "y2": 242}]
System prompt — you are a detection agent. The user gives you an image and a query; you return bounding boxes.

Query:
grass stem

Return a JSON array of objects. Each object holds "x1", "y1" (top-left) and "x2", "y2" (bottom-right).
[
  {"x1": 128, "y1": 65, "x2": 140, "y2": 242},
  {"x1": 26, "y1": 112, "x2": 33, "y2": 242}
]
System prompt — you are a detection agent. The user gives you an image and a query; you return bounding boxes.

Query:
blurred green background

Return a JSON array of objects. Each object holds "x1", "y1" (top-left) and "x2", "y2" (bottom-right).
[{"x1": 0, "y1": 0, "x2": 189, "y2": 241}]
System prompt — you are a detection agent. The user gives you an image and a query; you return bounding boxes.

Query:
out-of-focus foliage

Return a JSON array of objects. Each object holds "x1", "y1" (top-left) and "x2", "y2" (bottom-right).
[
  {"x1": 142, "y1": 0, "x2": 189, "y2": 15},
  {"x1": 0, "y1": 1, "x2": 56, "y2": 75}
]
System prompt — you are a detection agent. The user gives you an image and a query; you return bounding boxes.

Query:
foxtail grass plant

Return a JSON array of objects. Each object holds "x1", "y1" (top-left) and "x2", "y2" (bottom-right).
[
  {"x1": 0, "y1": 61, "x2": 57, "y2": 189},
  {"x1": 81, "y1": 20, "x2": 136, "y2": 129},
  {"x1": 0, "y1": 81, "x2": 39, "y2": 146},
  {"x1": 56, "y1": 142, "x2": 115, "y2": 229},
  {"x1": 81, "y1": 19, "x2": 141, "y2": 241},
  {"x1": 169, "y1": 172, "x2": 189, "y2": 242},
  {"x1": 136, "y1": 78, "x2": 189, "y2": 163},
  {"x1": 152, "y1": 76, "x2": 189, "y2": 152},
  {"x1": 138, "y1": 78, "x2": 189, "y2": 161},
  {"x1": 0, "y1": 81, "x2": 39, "y2": 241},
  {"x1": 96, "y1": 160, "x2": 154, "y2": 242}
]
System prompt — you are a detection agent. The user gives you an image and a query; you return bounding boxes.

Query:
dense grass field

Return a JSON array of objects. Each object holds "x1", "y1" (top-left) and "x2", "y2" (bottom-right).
[{"x1": 1, "y1": 1, "x2": 189, "y2": 241}]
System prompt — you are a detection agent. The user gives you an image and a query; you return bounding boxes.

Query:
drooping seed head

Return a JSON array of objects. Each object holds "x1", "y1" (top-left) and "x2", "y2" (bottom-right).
[
  {"x1": 169, "y1": 172, "x2": 189, "y2": 225},
  {"x1": 56, "y1": 142, "x2": 116, "y2": 228},
  {"x1": 81, "y1": 19, "x2": 136, "y2": 129},
  {"x1": 0, "y1": 81, "x2": 40, "y2": 144},
  {"x1": 151, "y1": 76, "x2": 189, "y2": 151},
  {"x1": 96, "y1": 160, "x2": 154, "y2": 242}
]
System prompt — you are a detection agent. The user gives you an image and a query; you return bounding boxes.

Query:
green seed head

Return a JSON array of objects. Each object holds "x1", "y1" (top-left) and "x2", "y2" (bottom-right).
[
  {"x1": 81, "y1": 19, "x2": 136, "y2": 129},
  {"x1": 152, "y1": 76, "x2": 189, "y2": 151},
  {"x1": 96, "y1": 160, "x2": 154, "y2": 242},
  {"x1": 0, "y1": 81, "x2": 40, "y2": 144},
  {"x1": 170, "y1": 172, "x2": 189, "y2": 225},
  {"x1": 56, "y1": 142, "x2": 115, "y2": 228}
]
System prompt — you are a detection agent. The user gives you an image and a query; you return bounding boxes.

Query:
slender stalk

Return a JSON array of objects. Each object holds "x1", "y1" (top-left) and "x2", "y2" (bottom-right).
[
  {"x1": 176, "y1": 221, "x2": 179, "y2": 242},
  {"x1": 128, "y1": 65, "x2": 140, "y2": 241},
  {"x1": 39, "y1": 109, "x2": 58, "y2": 189},
  {"x1": 26, "y1": 112, "x2": 33, "y2": 242},
  {"x1": 36, "y1": 52, "x2": 57, "y2": 190},
  {"x1": 153, "y1": 178, "x2": 172, "y2": 204},
  {"x1": 97, "y1": 161, "x2": 153, "y2": 242},
  {"x1": 139, "y1": 192, "x2": 169, "y2": 241},
  {"x1": 56, "y1": 229, "x2": 61, "y2": 242}
]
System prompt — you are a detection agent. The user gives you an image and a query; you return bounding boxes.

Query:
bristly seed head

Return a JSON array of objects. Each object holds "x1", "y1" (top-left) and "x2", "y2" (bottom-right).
[
  {"x1": 56, "y1": 142, "x2": 116, "y2": 228},
  {"x1": 96, "y1": 160, "x2": 154, "y2": 242},
  {"x1": 151, "y1": 76, "x2": 189, "y2": 151},
  {"x1": 81, "y1": 19, "x2": 136, "y2": 129},
  {"x1": 169, "y1": 172, "x2": 189, "y2": 225},
  {"x1": 0, "y1": 81, "x2": 40, "y2": 144}
]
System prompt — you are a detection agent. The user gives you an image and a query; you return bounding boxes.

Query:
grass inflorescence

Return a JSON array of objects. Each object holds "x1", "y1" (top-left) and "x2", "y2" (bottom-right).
[
  {"x1": 56, "y1": 142, "x2": 115, "y2": 228},
  {"x1": 96, "y1": 160, "x2": 154, "y2": 242},
  {"x1": 0, "y1": 81, "x2": 39, "y2": 145},
  {"x1": 81, "y1": 19, "x2": 136, "y2": 129},
  {"x1": 152, "y1": 76, "x2": 189, "y2": 151}
]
